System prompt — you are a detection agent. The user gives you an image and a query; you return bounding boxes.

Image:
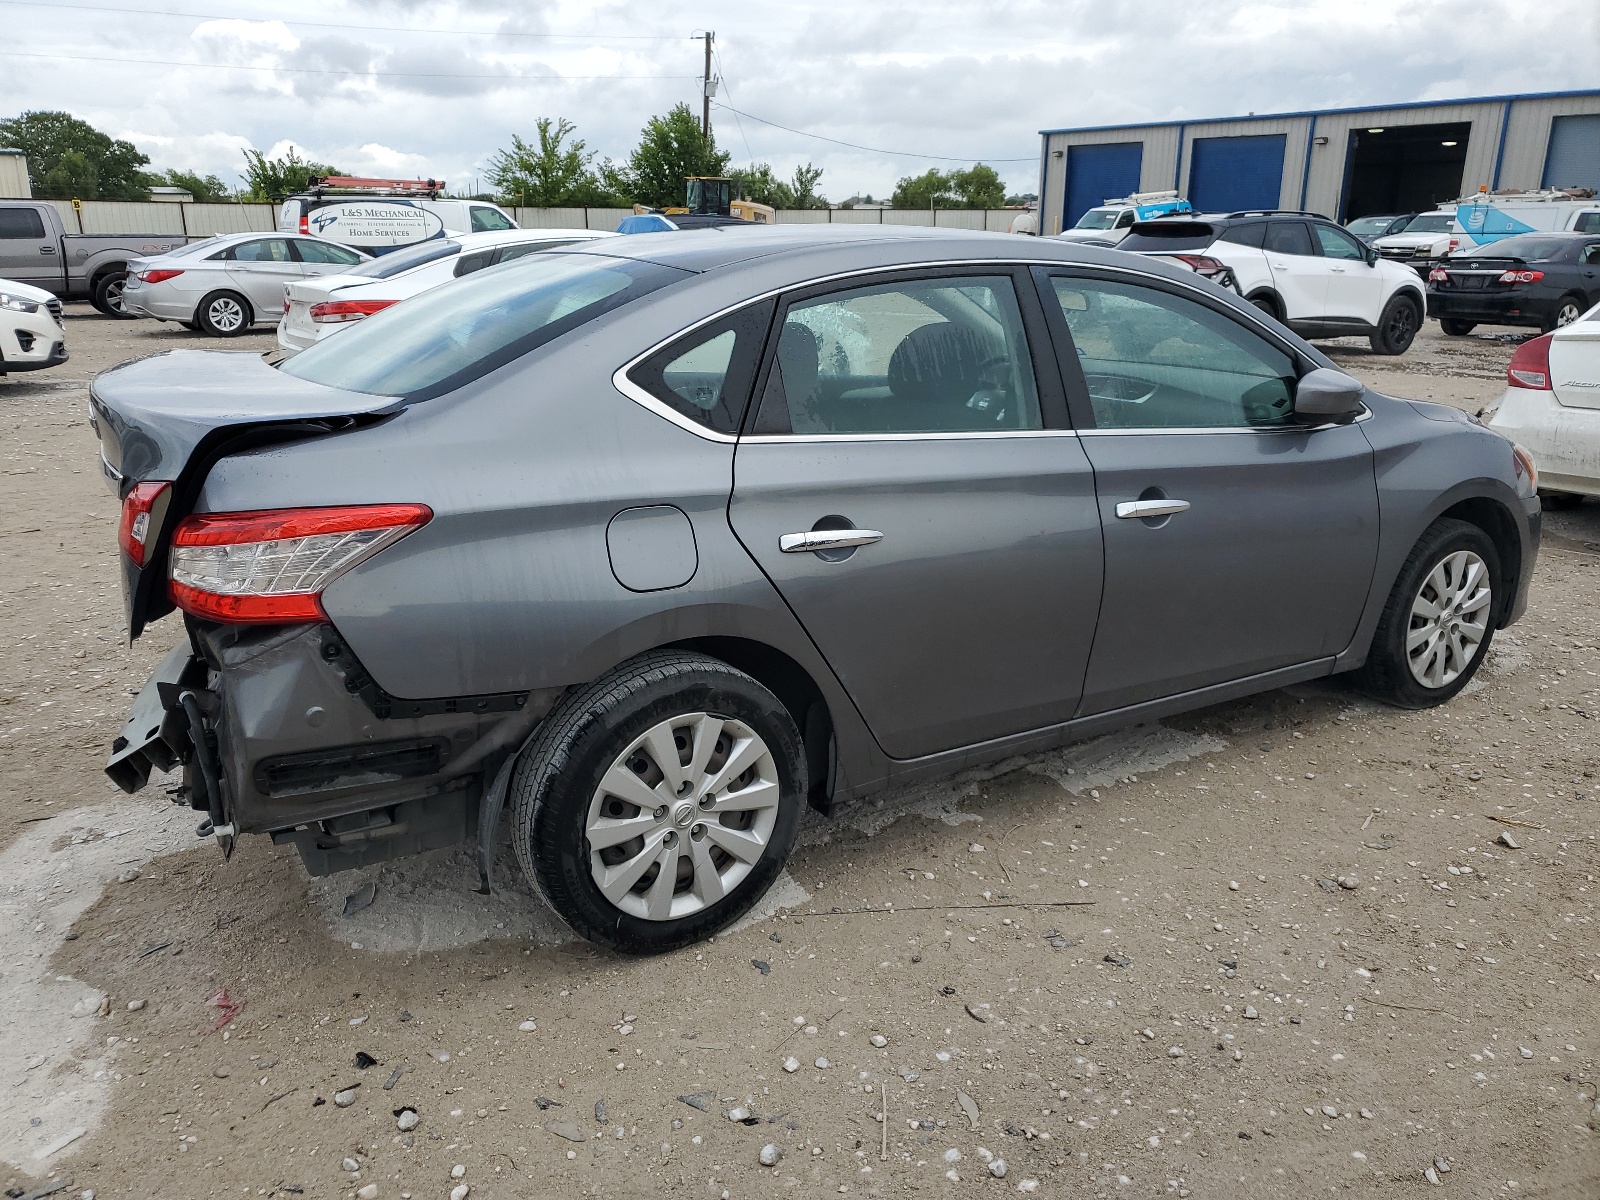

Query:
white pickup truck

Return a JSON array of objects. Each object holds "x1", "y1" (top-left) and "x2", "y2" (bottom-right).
[{"x1": 0, "y1": 199, "x2": 188, "y2": 316}]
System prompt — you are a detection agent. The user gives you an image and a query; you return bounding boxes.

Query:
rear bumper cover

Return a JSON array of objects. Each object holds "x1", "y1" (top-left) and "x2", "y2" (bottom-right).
[{"x1": 1427, "y1": 288, "x2": 1554, "y2": 327}]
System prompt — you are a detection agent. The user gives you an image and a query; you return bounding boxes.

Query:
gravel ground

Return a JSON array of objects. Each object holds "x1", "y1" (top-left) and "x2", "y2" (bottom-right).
[{"x1": 1, "y1": 308, "x2": 1597, "y2": 1200}]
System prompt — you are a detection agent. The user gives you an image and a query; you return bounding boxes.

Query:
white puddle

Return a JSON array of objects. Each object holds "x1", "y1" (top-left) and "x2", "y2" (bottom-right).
[{"x1": 0, "y1": 798, "x2": 189, "y2": 1175}]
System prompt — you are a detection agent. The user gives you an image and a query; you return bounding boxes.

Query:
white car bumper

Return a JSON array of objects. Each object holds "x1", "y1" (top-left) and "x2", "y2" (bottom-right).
[
  {"x1": 0, "y1": 295, "x2": 68, "y2": 373},
  {"x1": 1487, "y1": 385, "x2": 1600, "y2": 498}
]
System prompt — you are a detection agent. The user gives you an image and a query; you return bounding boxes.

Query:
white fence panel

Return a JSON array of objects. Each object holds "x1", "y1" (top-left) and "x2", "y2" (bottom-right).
[
  {"x1": 828, "y1": 209, "x2": 885, "y2": 224},
  {"x1": 183, "y1": 203, "x2": 276, "y2": 236},
  {"x1": 74, "y1": 202, "x2": 186, "y2": 235},
  {"x1": 931, "y1": 209, "x2": 985, "y2": 230},
  {"x1": 513, "y1": 207, "x2": 590, "y2": 229},
  {"x1": 882, "y1": 210, "x2": 937, "y2": 226},
  {"x1": 774, "y1": 209, "x2": 829, "y2": 224},
  {"x1": 582, "y1": 208, "x2": 637, "y2": 232}
]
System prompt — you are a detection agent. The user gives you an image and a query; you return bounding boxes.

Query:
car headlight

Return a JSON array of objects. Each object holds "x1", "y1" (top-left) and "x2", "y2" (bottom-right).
[
  {"x1": 1511, "y1": 442, "x2": 1538, "y2": 493},
  {"x1": 0, "y1": 292, "x2": 40, "y2": 314}
]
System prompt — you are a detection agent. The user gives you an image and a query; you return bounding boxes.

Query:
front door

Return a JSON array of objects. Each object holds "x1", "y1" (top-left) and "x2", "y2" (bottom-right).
[
  {"x1": 224, "y1": 237, "x2": 301, "y2": 317},
  {"x1": 730, "y1": 270, "x2": 1104, "y2": 760},
  {"x1": 1036, "y1": 268, "x2": 1380, "y2": 714},
  {"x1": 1313, "y1": 223, "x2": 1386, "y2": 324},
  {"x1": 1262, "y1": 219, "x2": 1328, "y2": 321}
]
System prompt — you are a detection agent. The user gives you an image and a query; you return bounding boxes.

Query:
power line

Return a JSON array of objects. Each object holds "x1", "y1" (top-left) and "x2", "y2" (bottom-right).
[
  {"x1": 711, "y1": 47, "x2": 755, "y2": 161},
  {"x1": 0, "y1": 0, "x2": 690, "y2": 40},
  {"x1": 710, "y1": 101, "x2": 1036, "y2": 162},
  {"x1": 0, "y1": 50, "x2": 697, "y2": 82}
]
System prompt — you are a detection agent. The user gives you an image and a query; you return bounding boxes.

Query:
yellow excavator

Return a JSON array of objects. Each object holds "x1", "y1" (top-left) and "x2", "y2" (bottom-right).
[{"x1": 633, "y1": 177, "x2": 775, "y2": 229}]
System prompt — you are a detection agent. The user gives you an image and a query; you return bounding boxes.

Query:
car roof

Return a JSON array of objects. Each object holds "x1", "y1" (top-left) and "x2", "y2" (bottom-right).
[{"x1": 447, "y1": 228, "x2": 614, "y2": 250}]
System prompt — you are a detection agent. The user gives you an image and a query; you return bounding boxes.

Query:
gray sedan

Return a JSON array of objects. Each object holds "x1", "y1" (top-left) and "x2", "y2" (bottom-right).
[
  {"x1": 121, "y1": 232, "x2": 368, "y2": 336},
  {"x1": 91, "y1": 226, "x2": 1540, "y2": 953}
]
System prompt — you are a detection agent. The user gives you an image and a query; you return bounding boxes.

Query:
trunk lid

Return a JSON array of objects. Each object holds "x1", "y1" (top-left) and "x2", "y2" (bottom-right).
[
  {"x1": 1549, "y1": 320, "x2": 1600, "y2": 410},
  {"x1": 1433, "y1": 255, "x2": 1526, "y2": 291},
  {"x1": 90, "y1": 348, "x2": 403, "y2": 636}
]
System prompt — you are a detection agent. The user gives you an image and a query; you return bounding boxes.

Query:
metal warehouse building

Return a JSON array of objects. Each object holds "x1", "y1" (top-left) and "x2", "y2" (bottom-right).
[{"x1": 1037, "y1": 88, "x2": 1600, "y2": 236}]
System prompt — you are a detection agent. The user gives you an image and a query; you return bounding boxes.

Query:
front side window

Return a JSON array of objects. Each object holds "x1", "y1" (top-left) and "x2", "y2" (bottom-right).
[
  {"x1": 295, "y1": 239, "x2": 364, "y2": 265},
  {"x1": 1576, "y1": 213, "x2": 1600, "y2": 234},
  {"x1": 224, "y1": 238, "x2": 292, "y2": 263},
  {"x1": 753, "y1": 275, "x2": 1041, "y2": 435},
  {"x1": 1314, "y1": 224, "x2": 1367, "y2": 260},
  {"x1": 1115, "y1": 210, "x2": 1136, "y2": 229},
  {"x1": 1049, "y1": 276, "x2": 1297, "y2": 430},
  {"x1": 0, "y1": 208, "x2": 46, "y2": 239},
  {"x1": 627, "y1": 301, "x2": 773, "y2": 435},
  {"x1": 471, "y1": 205, "x2": 516, "y2": 232},
  {"x1": 280, "y1": 253, "x2": 685, "y2": 399},
  {"x1": 1263, "y1": 222, "x2": 1314, "y2": 256}
]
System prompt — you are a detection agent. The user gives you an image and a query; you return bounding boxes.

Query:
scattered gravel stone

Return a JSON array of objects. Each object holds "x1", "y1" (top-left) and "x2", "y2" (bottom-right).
[
  {"x1": 1228, "y1": 881, "x2": 1239, "y2": 891},
  {"x1": 989, "y1": 1158, "x2": 1008, "y2": 1179},
  {"x1": 751, "y1": 960, "x2": 771, "y2": 975},
  {"x1": 450, "y1": 1186, "x2": 469, "y2": 1200},
  {"x1": 451, "y1": 1164, "x2": 466, "y2": 1179},
  {"x1": 212, "y1": 1067, "x2": 230, "y2": 1078},
  {"x1": 815, "y1": 1057, "x2": 830, "y2": 1069},
  {"x1": 1520, "y1": 1047, "x2": 1534, "y2": 1059},
  {"x1": 1424, "y1": 1165, "x2": 1441, "y2": 1186},
  {"x1": 1167, "y1": 1046, "x2": 1184, "y2": 1058},
  {"x1": 1317, "y1": 878, "x2": 1340, "y2": 893},
  {"x1": 782, "y1": 1057, "x2": 800, "y2": 1073},
  {"x1": 126, "y1": 999, "x2": 146, "y2": 1012},
  {"x1": 1104, "y1": 953, "x2": 1131, "y2": 968},
  {"x1": 396, "y1": 1108, "x2": 419, "y2": 1131},
  {"x1": 354, "y1": 1052, "x2": 379, "y2": 1070},
  {"x1": 870, "y1": 1035, "x2": 888, "y2": 1048},
  {"x1": 965, "y1": 1002, "x2": 992, "y2": 1023},
  {"x1": 334, "y1": 1087, "x2": 358, "y2": 1107},
  {"x1": 726, "y1": 1106, "x2": 752, "y2": 1122},
  {"x1": 547, "y1": 1121, "x2": 587, "y2": 1142},
  {"x1": 116, "y1": 868, "x2": 140, "y2": 884},
  {"x1": 342, "y1": 1156, "x2": 360, "y2": 1172},
  {"x1": 1017, "y1": 1180, "x2": 1039, "y2": 1193},
  {"x1": 1497, "y1": 833, "x2": 1521, "y2": 849},
  {"x1": 1433, "y1": 1156, "x2": 1451, "y2": 1174},
  {"x1": 759, "y1": 1143, "x2": 782, "y2": 1167},
  {"x1": 1243, "y1": 1006, "x2": 1259, "y2": 1020},
  {"x1": 595, "y1": 1100, "x2": 607, "y2": 1124},
  {"x1": 518, "y1": 1020, "x2": 537, "y2": 1032},
  {"x1": 355, "y1": 1186, "x2": 378, "y2": 1200}
]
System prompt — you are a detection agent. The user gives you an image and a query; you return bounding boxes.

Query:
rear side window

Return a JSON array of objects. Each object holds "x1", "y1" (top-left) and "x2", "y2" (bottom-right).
[
  {"x1": 280, "y1": 253, "x2": 685, "y2": 399},
  {"x1": 0, "y1": 208, "x2": 46, "y2": 238},
  {"x1": 471, "y1": 206, "x2": 516, "y2": 232},
  {"x1": 499, "y1": 239, "x2": 584, "y2": 262},
  {"x1": 1263, "y1": 222, "x2": 1314, "y2": 256},
  {"x1": 1117, "y1": 222, "x2": 1219, "y2": 252},
  {"x1": 1218, "y1": 222, "x2": 1266, "y2": 248},
  {"x1": 454, "y1": 249, "x2": 496, "y2": 277},
  {"x1": 346, "y1": 239, "x2": 461, "y2": 279},
  {"x1": 223, "y1": 238, "x2": 292, "y2": 262},
  {"x1": 627, "y1": 301, "x2": 774, "y2": 435}
]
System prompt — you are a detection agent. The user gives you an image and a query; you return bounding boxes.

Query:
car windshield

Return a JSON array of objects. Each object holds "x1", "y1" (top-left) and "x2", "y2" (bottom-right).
[
  {"x1": 1452, "y1": 234, "x2": 1572, "y2": 261},
  {"x1": 1345, "y1": 216, "x2": 1394, "y2": 237},
  {"x1": 1073, "y1": 210, "x2": 1120, "y2": 230},
  {"x1": 1406, "y1": 213, "x2": 1455, "y2": 233},
  {"x1": 279, "y1": 252, "x2": 685, "y2": 399},
  {"x1": 345, "y1": 239, "x2": 462, "y2": 279}
]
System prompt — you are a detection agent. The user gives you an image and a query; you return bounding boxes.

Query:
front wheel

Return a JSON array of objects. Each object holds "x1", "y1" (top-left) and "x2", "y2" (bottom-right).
[
  {"x1": 1369, "y1": 295, "x2": 1421, "y2": 355},
  {"x1": 513, "y1": 651, "x2": 806, "y2": 954},
  {"x1": 196, "y1": 290, "x2": 253, "y2": 337},
  {"x1": 1439, "y1": 318, "x2": 1476, "y2": 337},
  {"x1": 1354, "y1": 518, "x2": 1500, "y2": 708}
]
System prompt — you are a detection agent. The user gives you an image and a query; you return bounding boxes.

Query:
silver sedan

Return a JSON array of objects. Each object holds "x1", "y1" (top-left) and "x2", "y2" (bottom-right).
[{"x1": 121, "y1": 233, "x2": 369, "y2": 336}]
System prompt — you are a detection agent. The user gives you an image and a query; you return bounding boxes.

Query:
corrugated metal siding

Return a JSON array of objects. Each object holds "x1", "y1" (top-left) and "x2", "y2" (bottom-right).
[
  {"x1": 1041, "y1": 126, "x2": 1185, "y2": 235},
  {"x1": 1302, "y1": 101, "x2": 1504, "y2": 216},
  {"x1": 1173, "y1": 117, "x2": 1309, "y2": 211},
  {"x1": 0, "y1": 153, "x2": 29, "y2": 198},
  {"x1": 1063, "y1": 143, "x2": 1144, "y2": 227},
  {"x1": 73, "y1": 202, "x2": 185, "y2": 235},
  {"x1": 1542, "y1": 114, "x2": 1600, "y2": 188},
  {"x1": 182, "y1": 204, "x2": 276, "y2": 236},
  {"x1": 1502, "y1": 94, "x2": 1600, "y2": 190}
]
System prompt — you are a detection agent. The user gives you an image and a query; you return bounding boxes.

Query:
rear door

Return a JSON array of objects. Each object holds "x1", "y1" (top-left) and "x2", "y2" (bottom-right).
[
  {"x1": 729, "y1": 268, "x2": 1104, "y2": 760},
  {"x1": 1035, "y1": 267, "x2": 1380, "y2": 713},
  {"x1": 223, "y1": 237, "x2": 301, "y2": 317},
  {"x1": 1313, "y1": 223, "x2": 1386, "y2": 324},
  {"x1": 1262, "y1": 220, "x2": 1328, "y2": 320},
  {"x1": 0, "y1": 204, "x2": 60, "y2": 289}
]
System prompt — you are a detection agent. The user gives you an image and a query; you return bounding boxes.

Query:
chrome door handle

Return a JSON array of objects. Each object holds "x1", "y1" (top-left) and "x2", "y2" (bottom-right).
[
  {"x1": 1115, "y1": 499, "x2": 1190, "y2": 520},
  {"x1": 780, "y1": 529, "x2": 883, "y2": 553}
]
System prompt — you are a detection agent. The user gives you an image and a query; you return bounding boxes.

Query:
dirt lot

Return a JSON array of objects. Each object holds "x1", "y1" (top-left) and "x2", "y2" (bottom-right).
[{"x1": 2, "y1": 309, "x2": 1597, "y2": 1200}]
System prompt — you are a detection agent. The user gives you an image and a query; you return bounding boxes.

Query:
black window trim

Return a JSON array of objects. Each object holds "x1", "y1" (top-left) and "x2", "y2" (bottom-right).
[
  {"x1": 1029, "y1": 262, "x2": 1334, "y2": 433},
  {"x1": 624, "y1": 297, "x2": 776, "y2": 437}
]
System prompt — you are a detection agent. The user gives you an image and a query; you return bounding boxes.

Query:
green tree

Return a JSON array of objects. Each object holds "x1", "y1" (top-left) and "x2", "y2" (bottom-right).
[
  {"x1": 622, "y1": 103, "x2": 729, "y2": 209},
  {"x1": 241, "y1": 147, "x2": 343, "y2": 204},
  {"x1": 786, "y1": 162, "x2": 826, "y2": 209},
  {"x1": 891, "y1": 168, "x2": 956, "y2": 209},
  {"x1": 156, "y1": 168, "x2": 232, "y2": 202},
  {"x1": 488, "y1": 118, "x2": 621, "y2": 207},
  {"x1": 950, "y1": 163, "x2": 1005, "y2": 209},
  {"x1": 0, "y1": 110, "x2": 151, "y2": 199},
  {"x1": 729, "y1": 161, "x2": 826, "y2": 209}
]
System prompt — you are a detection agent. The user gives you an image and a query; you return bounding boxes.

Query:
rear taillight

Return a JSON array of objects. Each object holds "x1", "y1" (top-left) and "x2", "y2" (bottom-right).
[
  {"x1": 309, "y1": 299, "x2": 396, "y2": 324},
  {"x1": 1507, "y1": 333, "x2": 1553, "y2": 390},
  {"x1": 1428, "y1": 268, "x2": 1448, "y2": 282},
  {"x1": 168, "y1": 504, "x2": 431, "y2": 624},
  {"x1": 1499, "y1": 269, "x2": 1544, "y2": 284},
  {"x1": 299, "y1": 215, "x2": 309, "y2": 234},
  {"x1": 1171, "y1": 254, "x2": 1226, "y2": 275},
  {"x1": 1446, "y1": 238, "x2": 1461, "y2": 253},
  {"x1": 118, "y1": 481, "x2": 170, "y2": 567},
  {"x1": 137, "y1": 268, "x2": 183, "y2": 284}
]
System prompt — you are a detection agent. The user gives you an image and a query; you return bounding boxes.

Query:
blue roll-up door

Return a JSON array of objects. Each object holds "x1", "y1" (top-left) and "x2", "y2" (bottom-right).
[
  {"x1": 1063, "y1": 142, "x2": 1144, "y2": 229},
  {"x1": 1543, "y1": 114, "x2": 1600, "y2": 190},
  {"x1": 1188, "y1": 134, "x2": 1287, "y2": 214}
]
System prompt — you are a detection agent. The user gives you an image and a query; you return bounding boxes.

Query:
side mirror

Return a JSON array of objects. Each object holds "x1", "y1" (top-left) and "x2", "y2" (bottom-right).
[{"x1": 1294, "y1": 367, "x2": 1365, "y2": 422}]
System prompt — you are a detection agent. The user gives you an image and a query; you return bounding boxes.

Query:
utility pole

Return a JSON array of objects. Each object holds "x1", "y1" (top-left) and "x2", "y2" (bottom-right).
[{"x1": 701, "y1": 31, "x2": 714, "y2": 140}]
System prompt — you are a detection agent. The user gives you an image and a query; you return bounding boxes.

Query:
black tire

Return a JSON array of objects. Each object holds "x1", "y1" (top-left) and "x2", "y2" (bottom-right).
[
  {"x1": 1369, "y1": 294, "x2": 1421, "y2": 355},
  {"x1": 512, "y1": 651, "x2": 806, "y2": 954},
  {"x1": 1354, "y1": 518, "x2": 1500, "y2": 709},
  {"x1": 1543, "y1": 294, "x2": 1586, "y2": 333},
  {"x1": 93, "y1": 271, "x2": 137, "y2": 319},
  {"x1": 1540, "y1": 490, "x2": 1584, "y2": 510},
  {"x1": 195, "y1": 290, "x2": 253, "y2": 337},
  {"x1": 1247, "y1": 292, "x2": 1281, "y2": 321},
  {"x1": 1439, "y1": 318, "x2": 1476, "y2": 336}
]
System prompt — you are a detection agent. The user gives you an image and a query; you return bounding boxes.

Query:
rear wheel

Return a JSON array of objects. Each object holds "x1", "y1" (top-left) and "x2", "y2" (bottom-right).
[
  {"x1": 1369, "y1": 294, "x2": 1421, "y2": 355},
  {"x1": 513, "y1": 651, "x2": 805, "y2": 954},
  {"x1": 196, "y1": 290, "x2": 252, "y2": 337},
  {"x1": 1439, "y1": 318, "x2": 1476, "y2": 336},
  {"x1": 93, "y1": 271, "x2": 136, "y2": 319},
  {"x1": 1354, "y1": 518, "x2": 1499, "y2": 708},
  {"x1": 1247, "y1": 292, "x2": 1281, "y2": 321},
  {"x1": 1544, "y1": 295, "x2": 1585, "y2": 333}
]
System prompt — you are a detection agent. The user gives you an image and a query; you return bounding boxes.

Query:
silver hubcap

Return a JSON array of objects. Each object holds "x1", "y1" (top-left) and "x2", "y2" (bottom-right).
[
  {"x1": 208, "y1": 297, "x2": 244, "y2": 332},
  {"x1": 1557, "y1": 305, "x2": 1580, "y2": 327},
  {"x1": 104, "y1": 279, "x2": 126, "y2": 313},
  {"x1": 1406, "y1": 550, "x2": 1491, "y2": 688},
  {"x1": 586, "y1": 713, "x2": 780, "y2": 922}
]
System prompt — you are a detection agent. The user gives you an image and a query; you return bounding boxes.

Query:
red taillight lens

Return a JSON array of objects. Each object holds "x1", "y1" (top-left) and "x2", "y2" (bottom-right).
[
  {"x1": 118, "y1": 481, "x2": 170, "y2": 567},
  {"x1": 299, "y1": 215, "x2": 309, "y2": 234},
  {"x1": 1428, "y1": 268, "x2": 1448, "y2": 283},
  {"x1": 1499, "y1": 269, "x2": 1544, "y2": 284},
  {"x1": 308, "y1": 299, "x2": 396, "y2": 324},
  {"x1": 168, "y1": 503, "x2": 432, "y2": 624},
  {"x1": 1507, "y1": 333, "x2": 1553, "y2": 390},
  {"x1": 1172, "y1": 254, "x2": 1226, "y2": 275},
  {"x1": 137, "y1": 268, "x2": 183, "y2": 284}
]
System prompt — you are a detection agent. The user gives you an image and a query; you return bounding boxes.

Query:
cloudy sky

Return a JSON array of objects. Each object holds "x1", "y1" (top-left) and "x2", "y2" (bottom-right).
[{"x1": 2, "y1": 0, "x2": 1596, "y2": 200}]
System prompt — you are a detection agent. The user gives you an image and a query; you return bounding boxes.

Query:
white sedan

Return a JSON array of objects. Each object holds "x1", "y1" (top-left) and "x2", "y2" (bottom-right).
[
  {"x1": 276, "y1": 227, "x2": 614, "y2": 355},
  {"x1": 0, "y1": 277, "x2": 67, "y2": 375},
  {"x1": 1486, "y1": 306, "x2": 1600, "y2": 506}
]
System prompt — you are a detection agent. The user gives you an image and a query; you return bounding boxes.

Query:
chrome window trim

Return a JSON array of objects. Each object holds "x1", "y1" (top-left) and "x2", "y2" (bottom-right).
[{"x1": 611, "y1": 255, "x2": 1320, "y2": 444}]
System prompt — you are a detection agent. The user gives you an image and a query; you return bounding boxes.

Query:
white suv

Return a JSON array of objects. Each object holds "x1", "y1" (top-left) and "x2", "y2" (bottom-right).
[{"x1": 1118, "y1": 211, "x2": 1429, "y2": 355}]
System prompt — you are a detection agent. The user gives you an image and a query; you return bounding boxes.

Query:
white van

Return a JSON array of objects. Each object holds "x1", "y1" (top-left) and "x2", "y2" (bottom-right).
[
  {"x1": 277, "y1": 178, "x2": 518, "y2": 255},
  {"x1": 1453, "y1": 189, "x2": 1600, "y2": 246}
]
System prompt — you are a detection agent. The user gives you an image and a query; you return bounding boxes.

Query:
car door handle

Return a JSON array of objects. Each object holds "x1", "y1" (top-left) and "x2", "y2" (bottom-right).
[
  {"x1": 40, "y1": 246, "x2": 55, "y2": 255},
  {"x1": 1331, "y1": 266, "x2": 1347, "y2": 273},
  {"x1": 1115, "y1": 499, "x2": 1190, "y2": 520},
  {"x1": 780, "y1": 529, "x2": 883, "y2": 553}
]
